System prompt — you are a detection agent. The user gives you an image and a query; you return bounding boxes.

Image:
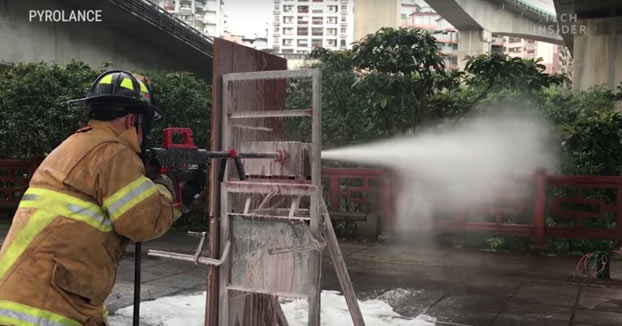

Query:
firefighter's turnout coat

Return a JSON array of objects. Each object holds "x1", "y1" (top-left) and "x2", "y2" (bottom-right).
[{"x1": 0, "y1": 120, "x2": 181, "y2": 325}]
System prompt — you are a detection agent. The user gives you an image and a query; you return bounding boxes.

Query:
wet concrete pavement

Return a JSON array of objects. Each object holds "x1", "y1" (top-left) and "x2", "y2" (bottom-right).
[{"x1": 2, "y1": 225, "x2": 622, "y2": 325}]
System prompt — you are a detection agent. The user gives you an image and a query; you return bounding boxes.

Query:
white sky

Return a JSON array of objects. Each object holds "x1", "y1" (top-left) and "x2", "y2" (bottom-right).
[{"x1": 224, "y1": 0, "x2": 272, "y2": 37}]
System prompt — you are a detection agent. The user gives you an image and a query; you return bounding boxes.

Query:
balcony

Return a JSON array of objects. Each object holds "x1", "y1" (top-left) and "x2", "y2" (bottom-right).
[{"x1": 179, "y1": 6, "x2": 193, "y2": 13}]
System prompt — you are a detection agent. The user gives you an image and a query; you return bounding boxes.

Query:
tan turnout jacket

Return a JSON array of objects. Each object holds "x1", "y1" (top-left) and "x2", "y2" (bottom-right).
[{"x1": 0, "y1": 120, "x2": 181, "y2": 326}]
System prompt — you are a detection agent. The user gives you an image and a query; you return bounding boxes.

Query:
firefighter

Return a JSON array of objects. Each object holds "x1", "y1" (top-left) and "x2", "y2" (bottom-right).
[{"x1": 0, "y1": 70, "x2": 204, "y2": 326}]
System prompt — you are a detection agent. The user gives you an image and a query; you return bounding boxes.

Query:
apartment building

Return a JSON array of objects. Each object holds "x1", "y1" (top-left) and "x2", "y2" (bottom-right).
[
  {"x1": 502, "y1": 36, "x2": 571, "y2": 75},
  {"x1": 270, "y1": 0, "x2": 355, "y2": 54},
  {"x1": 153, "y1": 0, "x2": 224, "y2": 37},
  {"x1": 401, "y1": 3, "x2": 459, "y2": 69}
]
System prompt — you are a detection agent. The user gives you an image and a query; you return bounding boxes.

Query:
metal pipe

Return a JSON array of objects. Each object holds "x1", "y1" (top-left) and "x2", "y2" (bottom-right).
[
  {"x1": 132, "y1": 242, "x2": 141, "y2": 326},
  {"x1": 148, "y1": 241, "x2": 231, "y2": 266}
]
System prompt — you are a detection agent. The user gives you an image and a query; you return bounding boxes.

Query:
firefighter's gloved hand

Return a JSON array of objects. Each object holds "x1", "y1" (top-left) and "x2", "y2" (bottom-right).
[
  {"x1": 153, "y1": 171, "x2": 178, "y2": 203},
  {"x1": 180, "y1": 168, "x2": 207, "y2": 210}
]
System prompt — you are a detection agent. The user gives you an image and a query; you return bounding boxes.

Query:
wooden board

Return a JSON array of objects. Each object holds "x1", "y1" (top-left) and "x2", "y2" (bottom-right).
[{"x1": 207, "y1": 38, "x2": 287, "y2": 326}]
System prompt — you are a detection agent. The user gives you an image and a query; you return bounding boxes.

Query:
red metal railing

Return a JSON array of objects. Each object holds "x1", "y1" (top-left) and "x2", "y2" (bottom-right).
[
  {"x1": 4, "y1": 158, "x2": 622, "y2": 243},
  {"x1": 0, "y1": 158, "x2": 40, "y2": 207},
  {"x1": 322, "y1": 168, "x2": 622, "y2": 243},
  {"x1": 322, "y1": 167, "x2": 392, "y2": 220}
]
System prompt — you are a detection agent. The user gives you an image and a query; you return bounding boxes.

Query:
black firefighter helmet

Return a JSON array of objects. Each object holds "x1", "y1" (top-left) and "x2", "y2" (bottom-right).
[{"x1": 69, "y1": 69, "x2": 161, "y2": 136}]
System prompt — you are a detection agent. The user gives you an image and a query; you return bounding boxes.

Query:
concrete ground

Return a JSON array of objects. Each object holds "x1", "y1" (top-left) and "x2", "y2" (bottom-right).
[{"x1": 2, "y1": 223, "x2": 622, "y2": 325}]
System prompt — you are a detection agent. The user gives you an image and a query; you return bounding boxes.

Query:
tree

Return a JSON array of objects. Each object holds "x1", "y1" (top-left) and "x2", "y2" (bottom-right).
[
  {"x1": 0, "y1": 62, "x2": 211, "y2": 159},
  {"x1": 0, "y1": 62, "x2": 100, "y2": 158},
  {"x1": 306, "y1": 27, "x2": 455, "y2": 147}
]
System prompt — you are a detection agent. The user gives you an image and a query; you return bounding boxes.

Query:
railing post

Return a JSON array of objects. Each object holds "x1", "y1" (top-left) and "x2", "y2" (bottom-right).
[
  {"x1": 532, "y1": 169, "x2": 547, "y2": 247},
  {"x1": 379, "y1": 172, "x2": 392, "y2": 236},
  {"x1": 329, "y1": 174, "x2": 340, "y2": 213},
  {"x1": 616, "y1": 185, "x2": 622, "y2": 241}
]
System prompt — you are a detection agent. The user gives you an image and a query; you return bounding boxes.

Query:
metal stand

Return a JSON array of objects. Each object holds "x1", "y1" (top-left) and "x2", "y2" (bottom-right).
[{"x1": 148, "y1": 69, "x2": 365, "y2": 326}]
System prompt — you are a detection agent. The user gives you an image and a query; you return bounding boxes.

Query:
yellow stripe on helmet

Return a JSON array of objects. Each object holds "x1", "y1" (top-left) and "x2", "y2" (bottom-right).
[
  {"x1": 119, "y1": 77, "x2": 134, "y2": 91},
  {"x1": 98, "y1": 74, "x2": 113, "y2": 85}
]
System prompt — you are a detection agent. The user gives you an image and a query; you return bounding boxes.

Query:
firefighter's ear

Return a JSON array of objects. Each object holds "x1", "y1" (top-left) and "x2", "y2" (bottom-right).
[{"x1": 124, "y1": 114, "x2": 136, "y2": 129}]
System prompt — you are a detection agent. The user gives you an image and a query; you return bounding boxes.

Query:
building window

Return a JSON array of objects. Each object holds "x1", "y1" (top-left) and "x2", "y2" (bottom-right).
[
  {"x1": 283, "y1": 5, "x2": 294, "y2": 12},
  {"x1": 312, "y1": 27, "x2": 323, "y2": 36},
  {"x1": 341, "y1": 15, "x2": 347, "y2": 22},
  {"x1": 297, "y1": 39, "x2": 309, "y2": 47},
  {"x1": 326, "y1": 16, "x2": 337, "y2": 24},
  {"x1": 283, "y1": 16, "x2": 294, "y2": 23},
  {"x1": 297, "y1": 27, "x2": 309, "y2": 36},
  {"x1": 326, "y1": 39, "x2": 337, "y2": 47},
  {"x1": 283, "y1": 39, "x2": 293, "y2": 46},
  {"x1": 274, "y1": 26, "x2": 280, "y2": 33},
  {"x1": 313, "y1": 0, "x2": 323, "y2": 2},
  {"x1": 274, "y1": 4, "x2": 280, "y2": 10},
  {"x1": 340, "y1": 27, "x2": 347, "y2": 34},
  {"x1": 297, "y1": 16, "x2": 309, "y2": 24},
  {"x1": 326, "y1": 28, "x2": 337, "y2": 36},
  {"x1": 284, "y1": 27, "x2": 294, "y2": 35},
  {"x1": 298, "y1": 5, "x2": 309, "y2": 14},
  {"x1": 312, "y1": 9, "x2": 323, "y2": 14},
  {"x1": 312, "y1": 16, "x2": 323, "y2": 25},
  {"x1": 340, "y1": 39, "x2": 346, "y2": 47},
  {"x1": 327, "y1": 5, "x2": 338, "y2": 13},
  {"x1": 312, "y1": 39, "x2": 323, "y2": 47},
  {"x1": 282, "y1": 49, "x2": 294, "y2": 54}
]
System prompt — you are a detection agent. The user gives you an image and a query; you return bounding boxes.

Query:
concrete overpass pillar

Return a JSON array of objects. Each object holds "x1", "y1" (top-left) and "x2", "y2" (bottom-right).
[
  {"x1": 457, "y1": 29, "x2": 492, "y2": 70},
  {"x1": 573, "y1": 17, "x2": 622, "y2": 92}
]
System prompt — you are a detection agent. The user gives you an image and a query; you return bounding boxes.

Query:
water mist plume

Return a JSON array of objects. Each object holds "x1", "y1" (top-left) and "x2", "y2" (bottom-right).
[{"x1": 322, "y1": 110, "x2": 559, "y2": 232}]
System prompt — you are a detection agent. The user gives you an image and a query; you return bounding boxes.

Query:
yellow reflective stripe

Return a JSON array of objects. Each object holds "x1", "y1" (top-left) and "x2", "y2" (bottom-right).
[
  {"x1": 98, "y1": 74, "x2": 113, "y2": 85},
  {"x1": 137, "y1": 80, "x2": 148, "y2": 93},
  {"x1": 0, "y1": 210, "x2": 55, "y2": 280},
  {"x1": 119, "y1": 78, "x2": 134, "y2": 90},
  {"x1": 103, "y1": 176, "x2": 158, "y2": 222},
  {"x1": 18, "y1": 188, "x2": 111, "y2": 232},
  {"x1": 0, "y1": 300, "x2": 81, "y2": 326}
]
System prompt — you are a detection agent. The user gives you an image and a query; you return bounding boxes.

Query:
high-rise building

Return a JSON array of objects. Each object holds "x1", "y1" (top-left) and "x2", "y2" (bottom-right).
[
  {"x1": 152, "y1": 0, "x2": 224, "y2": 37},
  {"x1": 270, "y1": 0, "x2": 355, "y2": 55},
  {"x1": 500, "y1": 36, "x2": 571, "y2": 75},
  {"x1": 401, "y1": 2, "x2": 459, "y2": 69}
]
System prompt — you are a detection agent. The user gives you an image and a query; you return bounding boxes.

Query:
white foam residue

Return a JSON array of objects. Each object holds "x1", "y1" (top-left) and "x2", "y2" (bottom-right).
[{"x1": 108, "y1": 290, "x2": 436, "y2": 326}]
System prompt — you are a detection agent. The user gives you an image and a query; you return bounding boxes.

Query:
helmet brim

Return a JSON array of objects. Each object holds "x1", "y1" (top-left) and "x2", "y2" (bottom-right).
[{"x1": 67, "y1": 95, "x2": 161, "y2": 120}]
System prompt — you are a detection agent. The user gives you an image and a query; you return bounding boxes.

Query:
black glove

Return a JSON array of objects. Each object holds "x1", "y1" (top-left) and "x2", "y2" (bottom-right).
[
  {"x1": 180, "y1": 168, "x2": 207, "y2": 210},
  {"x1": 152, "y1": 171, "x2": 178, "y2": 203}
]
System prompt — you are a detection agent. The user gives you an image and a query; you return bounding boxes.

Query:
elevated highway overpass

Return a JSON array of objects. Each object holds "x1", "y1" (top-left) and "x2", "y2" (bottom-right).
[
  {"x1": 427, "y1": 0, "x2": 622, "y2": 91},
  {"x1": 426, "y1": 0, "x2": 564, "y2": 69},
  {"x1": 0, "y1": 0, "x2": 213, "y2": 80},
  {"x1": 554, "y1": 0, "x2": 622, "y2": 91}
]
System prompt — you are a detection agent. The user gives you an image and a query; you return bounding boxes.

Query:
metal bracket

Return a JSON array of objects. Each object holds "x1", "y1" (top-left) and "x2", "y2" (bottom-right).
[{"x1": 148, "y1": 231, "x2": 231, "y2": 266}]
